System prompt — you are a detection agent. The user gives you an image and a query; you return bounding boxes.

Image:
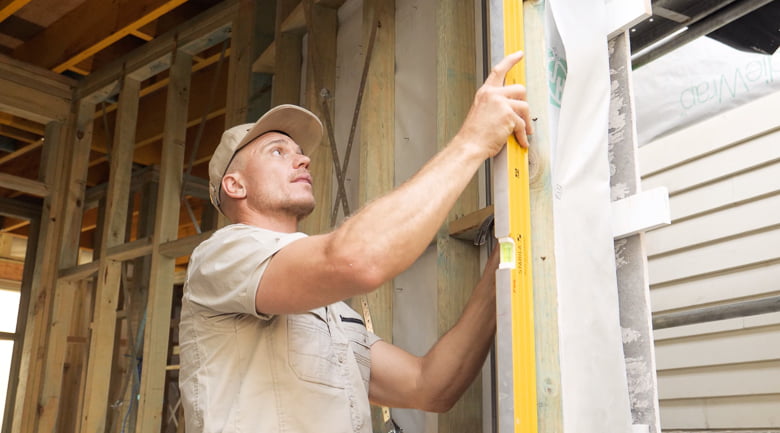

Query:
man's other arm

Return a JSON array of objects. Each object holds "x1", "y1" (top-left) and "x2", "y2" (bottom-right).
[{"x1": 368, "y1": 246, "x2": 499, "y2": 412}]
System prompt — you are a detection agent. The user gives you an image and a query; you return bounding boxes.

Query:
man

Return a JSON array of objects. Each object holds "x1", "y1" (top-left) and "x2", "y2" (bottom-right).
[{"x1": 179, "y1": 51, "x2": 531, "y2": 433}]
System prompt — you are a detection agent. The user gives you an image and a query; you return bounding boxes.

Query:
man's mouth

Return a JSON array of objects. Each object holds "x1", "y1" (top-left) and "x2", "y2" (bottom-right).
[{"x1": 292, "y1": 173, "x2": 312, "y2": 185}]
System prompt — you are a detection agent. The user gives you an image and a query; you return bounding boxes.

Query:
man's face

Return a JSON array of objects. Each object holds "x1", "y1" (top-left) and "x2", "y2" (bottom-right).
[{"x1": 231, "y1": 131, "x2": 316, "y2": 220}]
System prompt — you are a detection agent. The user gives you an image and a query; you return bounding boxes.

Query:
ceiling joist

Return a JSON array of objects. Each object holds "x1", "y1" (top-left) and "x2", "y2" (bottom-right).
[
  {"x1": 13, "y1": 0, "x2": 189, "y2": 73},
  {"x1": 0, "y1": 0, "x2": 32, "y2": 24}
]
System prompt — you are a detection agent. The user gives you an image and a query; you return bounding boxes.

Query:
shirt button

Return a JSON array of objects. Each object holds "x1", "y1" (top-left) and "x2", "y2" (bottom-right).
[{"x1": 338, "y1": 353, "x2": 345, "y2": 363}]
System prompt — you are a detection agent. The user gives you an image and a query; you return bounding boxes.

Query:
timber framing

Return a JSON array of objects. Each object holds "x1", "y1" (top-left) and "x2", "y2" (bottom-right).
[
  {"x1": 435, "y1": 1, "x2": 483, "y2": 432},
  {"x1": 5, "y1": 2, "x2": 241, "y2": 432},
  {"x1": 1, "y1": 1, "x2": 556, "y2": 433}
]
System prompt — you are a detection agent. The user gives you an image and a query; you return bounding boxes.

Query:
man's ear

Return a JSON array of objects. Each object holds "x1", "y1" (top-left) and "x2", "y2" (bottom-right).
[{"x1": 221, "y1": 173, "x2": 247, "y2": 200}]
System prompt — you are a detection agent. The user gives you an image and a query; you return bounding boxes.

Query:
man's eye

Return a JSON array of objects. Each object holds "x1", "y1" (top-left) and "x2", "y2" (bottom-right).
[{"x1": 271, "y1": 149, "x2": 282, "y2": 156}]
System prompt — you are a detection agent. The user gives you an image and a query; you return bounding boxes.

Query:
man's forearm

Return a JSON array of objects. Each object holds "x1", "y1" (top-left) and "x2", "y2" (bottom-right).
[
  {"x1": 415, "y1": 261, "x2": 497, "y2": 412},
  {"x1": 327, "y1": 136, "x2": 486, "y2": 288},
  {"x1": 321, "y1": 52, "x2": 529, "y2": 294}
]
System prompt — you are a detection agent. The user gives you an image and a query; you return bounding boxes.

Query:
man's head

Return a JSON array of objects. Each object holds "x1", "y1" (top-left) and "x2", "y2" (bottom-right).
[{"x1": 209, "y1": 105, "x2": 323, "y2": 221}]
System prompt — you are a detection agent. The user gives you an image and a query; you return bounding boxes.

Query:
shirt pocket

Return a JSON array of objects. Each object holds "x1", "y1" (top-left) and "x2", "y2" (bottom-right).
[
  {"x1": 287, "y1": 308, "x2": 344, "y2": 389},
  {"x1": 340, "y1": 316, "x2": 372, "y2": 392}
]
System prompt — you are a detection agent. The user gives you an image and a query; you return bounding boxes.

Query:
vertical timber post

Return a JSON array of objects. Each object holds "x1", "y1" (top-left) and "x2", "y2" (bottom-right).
[
  {"x1": 79, "y1": 74, "x2": 141, "y2": 433},
  {"x1": 271, "y1": 0, "x2": 304, "y2": 106},
  {"x1": 358, "y1": 0, "x2": 395, "y2": 429},
  {"x1": 11, "y1": 116, "x2": 73, "y2": 433},
  {"x1": 299, "y1": 0, "x2": 336, "y2": 236},
  {"x1": 436, "y1": 1, "x2": 482, "y2": 432},
  {"x1": 134, "y1": 48, "x2": 192, "y2": 433},
  {"x1": 522, "y1": 2, "x2": 563, "y2": 432}
]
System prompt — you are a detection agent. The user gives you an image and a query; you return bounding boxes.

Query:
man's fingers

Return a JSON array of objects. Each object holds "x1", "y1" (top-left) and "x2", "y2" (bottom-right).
[
  {"x1": 512, "y1": 114, "x2": 530, "y2": 149},
  {"x1": 497, "y1": 83, "x2": 527, "y2": 101},
  {"x1": 508, "y1": 99, "x2": 533, "y2": 137},
  {"x1": 485, "y1": 51, "x2": 524, "y2": 87}
]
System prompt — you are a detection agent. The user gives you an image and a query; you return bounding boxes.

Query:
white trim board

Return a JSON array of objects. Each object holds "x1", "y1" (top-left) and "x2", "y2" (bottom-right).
[{"x1": 612, "y1": 187, "x2": 670, "y2": 239}]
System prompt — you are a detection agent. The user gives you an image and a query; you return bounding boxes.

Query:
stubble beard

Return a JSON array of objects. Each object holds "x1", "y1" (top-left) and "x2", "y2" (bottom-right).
[{"x1": 288, "y1": 199, "x2": 316, "y2": 221}]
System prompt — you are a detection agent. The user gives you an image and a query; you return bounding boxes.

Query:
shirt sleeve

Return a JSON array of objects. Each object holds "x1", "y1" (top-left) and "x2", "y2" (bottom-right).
[{"x1": 185, "y1": 225, "x2": 307, "y2": 319}]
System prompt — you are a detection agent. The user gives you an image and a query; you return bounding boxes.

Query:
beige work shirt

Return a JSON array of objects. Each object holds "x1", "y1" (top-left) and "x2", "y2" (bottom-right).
[{"x1": 179, "y1": 224, "x2": 381, "y2": 433}]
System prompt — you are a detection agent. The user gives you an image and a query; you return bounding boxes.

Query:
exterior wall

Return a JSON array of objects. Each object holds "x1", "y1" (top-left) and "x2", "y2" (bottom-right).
[{"x1": 639, "y1": 90, "x2": 780, "y2": 431}]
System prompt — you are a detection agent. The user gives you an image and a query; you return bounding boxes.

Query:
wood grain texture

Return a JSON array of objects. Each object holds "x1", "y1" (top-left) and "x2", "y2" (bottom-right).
[{"x1": 435, "y1": 1, "x2": 482, "y2": 431}]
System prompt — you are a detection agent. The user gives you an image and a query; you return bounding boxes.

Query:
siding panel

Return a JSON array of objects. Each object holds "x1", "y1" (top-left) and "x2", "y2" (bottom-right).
[
  {"x1": 650, "y1": 265, "x2": 780, "y2": 313},
  {"x1": 659, "y1": 394, "x2": 780, "y2": 429},
  {"x1": 657, "y1": 360, "x2": 780, "y2": 399},
  {"x1": 642, "y1": 127, "x2": 780, "y2": 195},
  {"x1": 646, "y1": 193, "x2": 780, "y2": 257},
  {"x1": 654, "y1": 323, "x2": 780, "y2": 370},
  {"x1": 648, "y1": 228, "x2": 780, "y2": 285},
  {"x1": 641, "y1": 90, "x2": 780, "y2": 431}
]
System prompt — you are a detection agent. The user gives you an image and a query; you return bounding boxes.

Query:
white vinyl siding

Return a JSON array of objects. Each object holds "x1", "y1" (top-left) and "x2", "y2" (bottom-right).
[{"x1": 639, "y1": 90, "x2": 780, "y2": 431}]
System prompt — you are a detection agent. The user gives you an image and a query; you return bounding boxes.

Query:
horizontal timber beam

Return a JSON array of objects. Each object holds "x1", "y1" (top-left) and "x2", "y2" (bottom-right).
[
  {"x1": 0, "y1": 196, "x2": 40, "y2": 220},
  {"x1": 57, "y1": 230, "x2": 215, "y2": 282},
  {"x1": 13, "y1": 0, "x2": 188, "y2": 73},
  {"x1": 0, "y1": 173, "x2": 48, "y2": 197},
  {"x1": 0, "y1": 54, "x2": 75, "y2": 123},
  {"x1": 0, "y1": 141, "x2": 43, "y2": 166},
  {"x1": 0, "y1": 0, "x2": 32, "y2": 23},
  {"x1": 76, "y1": 0, "x2": 238, "y2": 103},
  {"x1": 0, "y1": 113, "x2": 45, "y2": 135}
]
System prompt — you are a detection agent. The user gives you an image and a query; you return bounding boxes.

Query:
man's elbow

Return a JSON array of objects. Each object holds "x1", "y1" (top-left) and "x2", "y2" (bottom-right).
[
  {"x1": 329, "y1": 250, "x2": 387, "y2": 294},
  {"x1": 419, "y1": 395, "x2": 458, "y2": 414}
]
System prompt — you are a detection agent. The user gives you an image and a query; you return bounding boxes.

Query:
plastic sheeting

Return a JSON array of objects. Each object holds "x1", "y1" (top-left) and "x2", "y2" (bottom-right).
[
  {"x1": 634, "y1": 36, "x2": 780, "y2": 146},
  {"x1": 548, "y1": 0, "x2": 634, "y2": 431}
]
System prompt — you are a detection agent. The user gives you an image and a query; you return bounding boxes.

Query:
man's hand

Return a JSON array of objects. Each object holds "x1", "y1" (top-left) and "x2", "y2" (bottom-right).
[{"x1": 457, "y1": 51, "x2": 533, "y2": 159}]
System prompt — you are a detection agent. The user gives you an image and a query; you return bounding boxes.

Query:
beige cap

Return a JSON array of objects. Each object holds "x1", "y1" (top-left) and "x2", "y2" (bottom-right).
[{"x1": 208, "y1": 104, "x2": 323, "y2": 211}]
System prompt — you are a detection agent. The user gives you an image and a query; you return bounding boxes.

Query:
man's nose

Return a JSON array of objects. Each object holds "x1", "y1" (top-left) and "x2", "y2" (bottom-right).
[{"x1": 294, "y1": 153, "x2": 311, "y2": 168}]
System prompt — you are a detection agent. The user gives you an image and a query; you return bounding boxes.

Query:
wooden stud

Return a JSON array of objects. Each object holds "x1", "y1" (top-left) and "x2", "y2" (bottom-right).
[
  {"x1": 434, "y1": 1, "x2": 481, "y2": 431},
  {"x1": 61, "y1": 279, "x2": 94, "y2": 433},
  {"x1": 78, "y1": 75, "x2": 141, "y2": 433},
  {"x1": 224, "y1": 0, "x2": 255, "y2": 127},
  {"x1": 270, "y1": 0, "x2": 304, "y2": 105},
  {"x1": 134, "y1": 48, "x2": 192, "y2": 433},
  {"x1": 1, "y1": 213, "x2": 39, "y2": 433},
  {"x1": 121, "y1": 178, "x2": 158, "y2": 433},
  {"x1": 355, "y1": 1, "x2": 395, "y2": 429},
  {"x1": 299, "y1": 0, "x2": 336, "y2": 236},
  {"x1": 522, "y1": 1, "x2": 564, "y2": 430},
  {"x1": 215, "y1": 0, "x2": 257, "y2": 229},
  {"x1": 36, "y1": 280, "x2": 78, "y2": 432},
  {"x1": 12, "y1": 107, "x2": 84, "y2": 433}
]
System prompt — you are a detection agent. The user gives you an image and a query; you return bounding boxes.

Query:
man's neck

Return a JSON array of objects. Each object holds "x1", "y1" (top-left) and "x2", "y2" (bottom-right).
[{"x1": 235, "y1": 212, "x2": 298, "y2": 233}]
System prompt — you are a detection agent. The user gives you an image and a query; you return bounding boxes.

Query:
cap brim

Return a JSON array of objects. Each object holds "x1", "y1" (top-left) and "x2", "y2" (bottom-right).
[{"x1": 238, "y1": 104, "x2": 323, "y2": 156}]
